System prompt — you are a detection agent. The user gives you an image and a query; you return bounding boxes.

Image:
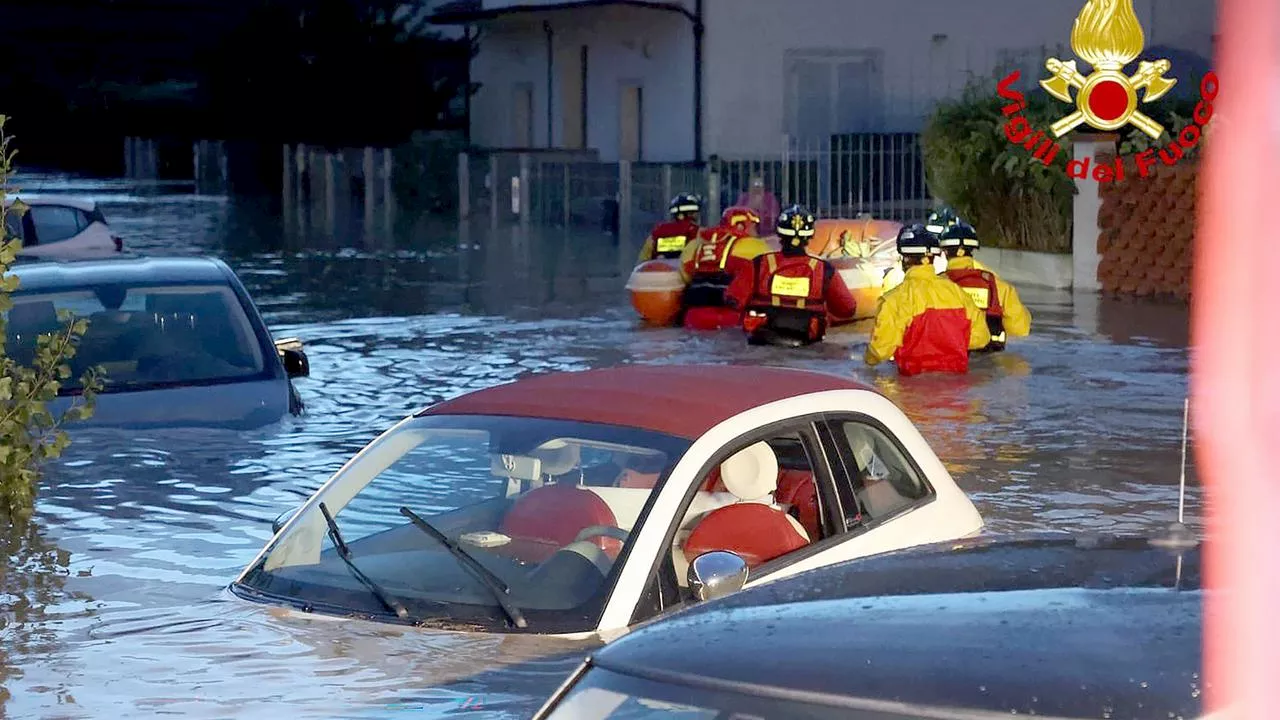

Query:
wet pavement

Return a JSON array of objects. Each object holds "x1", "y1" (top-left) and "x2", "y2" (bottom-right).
[{"x1": 0, "y1": 173, "x2": 1198, "y2": 718}]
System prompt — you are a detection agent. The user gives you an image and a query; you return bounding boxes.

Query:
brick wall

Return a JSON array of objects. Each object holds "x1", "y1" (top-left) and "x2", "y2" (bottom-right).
[{"x1": 1095, "y1": 153, "x2": 1197, "y2": 300}]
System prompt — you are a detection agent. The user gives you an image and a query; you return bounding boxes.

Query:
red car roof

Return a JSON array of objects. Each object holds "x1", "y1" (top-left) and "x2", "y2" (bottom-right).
[{"x1": 419, "y1": 364, "x2": 876, "y2": 439}]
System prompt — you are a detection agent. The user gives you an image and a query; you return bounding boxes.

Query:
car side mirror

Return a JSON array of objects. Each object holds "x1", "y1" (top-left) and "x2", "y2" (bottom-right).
[
  {"x1": 688, "y1": 551, "x2": 749, "y2": 602},
  {"x1": 275, "y1": 337, "x2": 309, "y2": 378},
  {"x1": 272, "y1": 506, "x2": 301, "y2": 534}
]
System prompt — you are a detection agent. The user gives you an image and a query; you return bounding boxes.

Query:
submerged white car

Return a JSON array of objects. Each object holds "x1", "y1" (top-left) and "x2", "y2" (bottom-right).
[
  {"x1": 231, "y1": 365, "x2": 983, "y2": 637},
  {"x1": 3, "y1": 196, "x2": 123, "y2": 258}
]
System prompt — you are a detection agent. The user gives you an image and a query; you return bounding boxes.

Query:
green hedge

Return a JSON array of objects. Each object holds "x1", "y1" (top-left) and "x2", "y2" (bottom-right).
[
  {"x1": 923, "y1": 76, "x2": 1207, "y2": 254},
  {"x1": 921, "y1": 79, "x2": 1074, "y2": 253},
  {"x1": 0, "y1": 116, "x2": 101, "y2": 521}
]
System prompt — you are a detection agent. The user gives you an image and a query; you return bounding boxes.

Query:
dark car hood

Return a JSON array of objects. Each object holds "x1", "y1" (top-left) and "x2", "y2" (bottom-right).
[{"x1": 596, "y1": 534, "x2": 1202, "y2": 718}]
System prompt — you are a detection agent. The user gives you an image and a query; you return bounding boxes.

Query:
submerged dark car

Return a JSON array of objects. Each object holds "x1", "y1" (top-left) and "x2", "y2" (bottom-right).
[
  {"x1": 534, "y1": 531, "x2": 1205, "y2": 720},
  {"x1": 5, "y1": 255, "x2": 309, "y2": 429}
]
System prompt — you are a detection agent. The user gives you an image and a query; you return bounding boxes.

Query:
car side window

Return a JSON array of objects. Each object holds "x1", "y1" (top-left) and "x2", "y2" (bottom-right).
[
  {"x1": 29, "y1": 206, "x2": 84, "y2": 244},
  {"x1": 667, "y1": 427, "x2": 826, "y2": 596},
  {"x1": 832, "y1": 419, "x2": 931, "y2": 525}
]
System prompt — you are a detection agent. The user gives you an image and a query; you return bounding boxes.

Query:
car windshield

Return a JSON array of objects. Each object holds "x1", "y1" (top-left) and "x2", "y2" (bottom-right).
[
  {"x1": 4, "y1": 283, "x2": 268, "y2": 392},
  {"x1": 235, "y1": 414, "x2": 691, "y2": 632}
]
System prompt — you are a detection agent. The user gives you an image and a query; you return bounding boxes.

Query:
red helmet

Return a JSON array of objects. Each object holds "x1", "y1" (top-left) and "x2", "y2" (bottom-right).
[{"x1": 721, "y1": 206, "x2": 761, "y2": 233}]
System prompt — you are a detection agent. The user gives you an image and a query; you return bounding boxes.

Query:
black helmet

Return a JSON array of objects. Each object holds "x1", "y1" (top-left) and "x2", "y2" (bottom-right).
[
  {"x1": 668, "y1": 193, "x2": 702, "y2": 218},
  {"x1": 939, "y1": 222, "x2": 979, "y2": 252},
  {"x1": 925, "y1": 206, "x2": 960, "y2": 235},
  {"x1": 776, "y1": 204, "x2": 816, "y2": 247},
  {"x1": 897, "y1": 223, "x2": 939, "y2": 257}
]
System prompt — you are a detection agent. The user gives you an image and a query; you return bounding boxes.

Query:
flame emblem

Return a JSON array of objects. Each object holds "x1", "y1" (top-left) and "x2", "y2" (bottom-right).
[{"x1": 1040, "y1": 0, "x2": 1177, "y2": 138}]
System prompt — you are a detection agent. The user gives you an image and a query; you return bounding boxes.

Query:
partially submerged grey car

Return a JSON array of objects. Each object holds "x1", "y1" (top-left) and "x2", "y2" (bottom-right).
[
  {"x1": 6, "y1": 255, "x2": 309, "y2": 429},
  {"x1": 535, "y1": 531, "x2": 1204, "y2": 719}
]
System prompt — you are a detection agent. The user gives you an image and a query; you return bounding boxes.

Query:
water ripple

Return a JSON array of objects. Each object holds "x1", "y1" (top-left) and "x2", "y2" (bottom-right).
[{"x1": 0, "y1": 173, "x2": 1200, "y2": 718}]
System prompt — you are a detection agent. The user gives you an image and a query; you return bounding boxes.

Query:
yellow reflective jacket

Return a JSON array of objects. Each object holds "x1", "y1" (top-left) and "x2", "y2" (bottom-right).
[
  {"x1": 945, "y1": 256, "x2": 1032, "y2": 337},
  {"x1": 866, "y1": 265, "x2": 992, "y2": 369},
  {"x1": 882, "y1": 254, "x2": 947, "y2": 293},
  {"x1": 678, "y1": 233, "x2": 772, "y2": 283}
]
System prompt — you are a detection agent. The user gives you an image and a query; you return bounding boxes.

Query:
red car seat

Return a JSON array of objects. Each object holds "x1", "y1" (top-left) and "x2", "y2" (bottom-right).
[
  {"x1": 775, "y1": 469, "x2": 821, "y2": 539},
  {"x1": 683, "y1": 442, "x2": 810, "y2": 568},
  {"x1": 500, "y1": 483, "x2": 622, "y2": 563}
]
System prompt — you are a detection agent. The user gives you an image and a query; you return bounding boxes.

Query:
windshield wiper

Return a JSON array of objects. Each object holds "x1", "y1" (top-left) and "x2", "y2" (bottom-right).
[
  {"x1": 318, "y1": 502, "x2": 410, "y2": 620},
  {"x1": 398, "y1": 506, "x2": 528, "y2": 629}
]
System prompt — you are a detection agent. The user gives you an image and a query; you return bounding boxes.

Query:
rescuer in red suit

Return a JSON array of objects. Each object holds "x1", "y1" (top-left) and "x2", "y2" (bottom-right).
[
  {"x1": 726, "y1": 204, "x2": 857, "y2": 347},
  {"x1": 636, "y1": 193, "x2": 702, "y2": 263},
  {"x1": 680, "y1": 206, "x2": 770, "y2": 330}
]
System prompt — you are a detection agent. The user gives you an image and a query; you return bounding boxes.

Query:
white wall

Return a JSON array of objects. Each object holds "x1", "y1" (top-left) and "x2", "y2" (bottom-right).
[
  {"x1": 701, "y1": 0, "x2": 1217, "y2": 157},
  {"x1": 468, "y1": 4, "x2": 697, "y2": 161}
]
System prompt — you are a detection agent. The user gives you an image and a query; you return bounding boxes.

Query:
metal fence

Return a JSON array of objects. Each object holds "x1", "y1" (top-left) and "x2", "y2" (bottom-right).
[{"x1": 458, "y1": 133, "x2": 934, "y2": 245}]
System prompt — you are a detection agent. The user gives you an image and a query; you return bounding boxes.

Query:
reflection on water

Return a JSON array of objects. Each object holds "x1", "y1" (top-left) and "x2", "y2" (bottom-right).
[{"x1": 2, "y1": 173, "x2": 1198, "y2": 718}]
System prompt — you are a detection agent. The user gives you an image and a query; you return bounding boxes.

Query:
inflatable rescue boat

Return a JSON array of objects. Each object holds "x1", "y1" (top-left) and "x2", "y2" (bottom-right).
[
  {"x1": 813, "y1": 217, "x2": 903, "y2": 320},
  {"x1": 626, "y1": 216, "x2": 906, "y2": 325}
]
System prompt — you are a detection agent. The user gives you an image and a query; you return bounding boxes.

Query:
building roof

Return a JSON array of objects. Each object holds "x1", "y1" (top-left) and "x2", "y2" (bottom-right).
[
  {"x1": 419, "y1": 364, "x2": 873, "y2": 439},
  {"x1": 428, "y1": 0, "x2": 695, "y2": 24},
  {"x1": 10, "y1": 255, "x2": 233, "y2": 293},
  {"x1": 592, "y1": 534, "x2": 1202, "y2": 718}
]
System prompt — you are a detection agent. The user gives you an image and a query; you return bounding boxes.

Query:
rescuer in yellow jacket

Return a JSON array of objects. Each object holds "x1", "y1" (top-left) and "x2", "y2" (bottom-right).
[
  {"x1": 882, "y1": 205, "x2": 959, "y2": 293},
  {"x1": 938, "y1": 222, "x2": 1031, "y2": 351},
  {"x1": 865, "y1": 225, "x2": 991, "y2": 375}
]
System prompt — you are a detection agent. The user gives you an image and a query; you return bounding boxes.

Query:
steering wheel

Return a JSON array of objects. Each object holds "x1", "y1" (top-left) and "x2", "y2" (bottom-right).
[{"x1": 574, "y1": 525, "x2": 630, "y2": 544}]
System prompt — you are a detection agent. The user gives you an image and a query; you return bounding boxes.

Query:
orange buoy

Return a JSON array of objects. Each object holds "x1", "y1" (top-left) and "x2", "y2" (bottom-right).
[{"x1": 625, "y1": 259, "x2": 685, "y2": 326}]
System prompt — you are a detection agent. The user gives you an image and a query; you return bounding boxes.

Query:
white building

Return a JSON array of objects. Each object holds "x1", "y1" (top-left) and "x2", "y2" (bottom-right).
[{"x1": 429, "y1": 0, "x2": 1216, "y2": 162}]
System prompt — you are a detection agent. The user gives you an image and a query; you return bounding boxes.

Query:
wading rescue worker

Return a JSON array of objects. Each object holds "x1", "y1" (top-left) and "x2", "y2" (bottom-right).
[
  {"x1": 884, "y1": 205, "x2": 963, "y2": 293},
  {"x1": 939, "y1": 222, "x2": 1031, "y2": 351},
  {"x1": 636, "y1": 193, "x2": 702, "y2": 264},
  {"x1": 925, "y1": 205, "x2": 961, "y2": 235},
  {"x1": 679, "y1": 206, "x2": 771, "y2": 330},
  {"x1": 865, "y1": 224, "x2": 991, "y2": 375},
  {"x1": 726, "y1": 204, "x2": 857, "y2": 346}
]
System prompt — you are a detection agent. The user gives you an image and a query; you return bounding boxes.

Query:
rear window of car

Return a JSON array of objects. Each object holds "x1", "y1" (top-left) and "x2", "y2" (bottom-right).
[{"x1": 4, "y1": 283, "x2": 268, "y2": 392}]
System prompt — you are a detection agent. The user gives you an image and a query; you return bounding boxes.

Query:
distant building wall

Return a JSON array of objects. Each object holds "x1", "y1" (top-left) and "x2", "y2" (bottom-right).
[{"x1": 458, "y1": 0, "x2": 1216, "y2": 160}]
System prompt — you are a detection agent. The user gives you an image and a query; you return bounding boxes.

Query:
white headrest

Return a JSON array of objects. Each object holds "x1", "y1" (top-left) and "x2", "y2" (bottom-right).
[
  {"x1": 719, "y1": 442, "x2": 778, "y2": 501},
  {"x1": 533, "y1": 440, "x2": 580, "y2": 476}
]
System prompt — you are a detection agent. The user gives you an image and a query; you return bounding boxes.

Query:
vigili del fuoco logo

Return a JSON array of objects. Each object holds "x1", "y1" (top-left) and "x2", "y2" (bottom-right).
[{"x1": 996, "y1": 0, "x2": 1218, "y2": 182}]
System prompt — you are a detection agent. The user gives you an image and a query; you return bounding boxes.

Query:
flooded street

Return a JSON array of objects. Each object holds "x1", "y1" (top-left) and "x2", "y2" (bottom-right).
[{"x1": 1, "y1": 175, "x2": 1197, "y2": 718}]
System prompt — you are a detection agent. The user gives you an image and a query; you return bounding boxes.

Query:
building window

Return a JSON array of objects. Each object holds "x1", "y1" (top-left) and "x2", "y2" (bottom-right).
[
  {"x1": 619, "y1": 83, "x2": 643, "y2": 162},
  {"x1": 560, "y1": 46, "x2": 589, "y2": 148},
  {"x1": 995, "y1": 45, "x2": 1066, "y2": 88},
  {"x1": 784, "y1": 49, "x2": 885, "y2": 137},
  {"x1": 511, "y1": 82, "x2": 534, "y2": 147}
]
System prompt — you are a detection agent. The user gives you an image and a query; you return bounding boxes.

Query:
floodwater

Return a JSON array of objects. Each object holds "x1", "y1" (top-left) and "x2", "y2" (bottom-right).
[{"x1": 0, "y1": 174, "x2": 1198, "y2": 718}]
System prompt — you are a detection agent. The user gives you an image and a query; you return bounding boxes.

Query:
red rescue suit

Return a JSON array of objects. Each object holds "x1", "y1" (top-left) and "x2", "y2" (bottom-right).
[
  {"x1": 643, "y1": 219, "x2": 699, "y2": 261},
  {"x1": 945, "y1": 267, "x2": 1006, "y2": 351},
  {"x1": 683, "y1": 228, "x2": 749, "y2": 330},
  {"x1": 729, "y1": 251, "x2": 857, "y2": 345}
]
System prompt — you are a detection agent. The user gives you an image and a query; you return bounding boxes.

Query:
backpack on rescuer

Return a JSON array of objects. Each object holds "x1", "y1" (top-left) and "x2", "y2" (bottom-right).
[
  {"x1": 742, "y1": 206, "x2": 829, "y2": 345},
  {"x1": 684, "y1": 206, "x2": 760, "y2": 307},
  {"x1": 685, "y1": 230, "x2": 742, "y2": 307},
  {"x1": 940, "y1": 223, "x2": 1006, "y2": 351}
]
